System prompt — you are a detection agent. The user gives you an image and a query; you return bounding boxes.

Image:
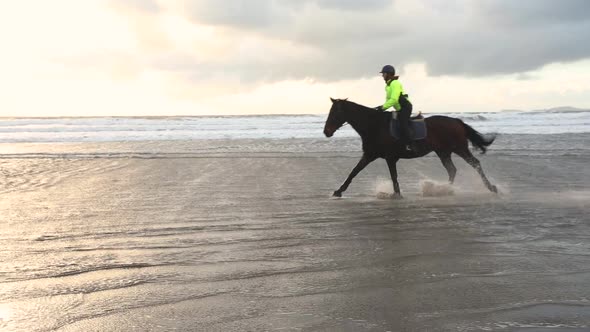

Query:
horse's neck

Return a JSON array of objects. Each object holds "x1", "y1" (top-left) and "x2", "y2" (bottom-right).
[{"x1": 346, "y1": 107, "x2": 383, "y2": 139}]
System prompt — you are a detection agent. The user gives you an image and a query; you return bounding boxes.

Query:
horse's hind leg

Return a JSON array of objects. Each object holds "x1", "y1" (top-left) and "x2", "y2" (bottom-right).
[
  {"x1": 456, "y1": 149, "x2": 498, "y2": 193},
  {"x1": 386, "y1": 157, "x2": 403, "y2": 198},
  {"x1": 435, "y1": 151, "x2": 457, "y2": 184}
]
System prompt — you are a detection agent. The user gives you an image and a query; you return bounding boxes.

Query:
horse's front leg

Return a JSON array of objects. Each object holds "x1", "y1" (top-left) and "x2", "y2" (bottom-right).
[
  {"x1": 333, "y1": 155, "x2": 375, "y2": 197},
  {"x1": 386, "y1": 157, "x2": 403, "y2": 199}
]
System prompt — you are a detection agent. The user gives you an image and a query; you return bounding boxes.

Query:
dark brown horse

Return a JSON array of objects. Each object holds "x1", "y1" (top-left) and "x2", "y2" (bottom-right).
[{"x1": 323, "y1": 98, "x2": 498, "y2": 198}]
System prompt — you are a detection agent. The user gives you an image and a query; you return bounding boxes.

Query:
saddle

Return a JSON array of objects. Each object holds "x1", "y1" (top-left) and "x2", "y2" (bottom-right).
[
  {"x1": 410, "y1": 112, "x2": 424, "y2": 121},
  {"x1": 390, "y1": 111, "x2": 427, "y2": 140}
]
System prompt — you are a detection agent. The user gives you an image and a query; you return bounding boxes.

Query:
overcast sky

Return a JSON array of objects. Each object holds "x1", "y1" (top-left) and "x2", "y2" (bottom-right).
[{"x1": 1, "y1": 0, "x2": 589, "y2": 116}]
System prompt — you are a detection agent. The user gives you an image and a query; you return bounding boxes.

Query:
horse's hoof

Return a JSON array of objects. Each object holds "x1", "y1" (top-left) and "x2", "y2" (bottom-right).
[
  {"x1": 332, "y1": 191, "x2": 342, "y2": 198},
  {"x1": 392, "y1": 193, "x2": 404, "y2": 200},
  {"x1": 490, "y1": 185, "x2": 498, "y2": 194}
]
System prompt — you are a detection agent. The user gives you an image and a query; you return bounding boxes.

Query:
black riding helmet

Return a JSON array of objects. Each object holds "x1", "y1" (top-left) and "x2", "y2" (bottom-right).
[{"x1": 380, "y1": 65, "x2": 395, "y2": 75}]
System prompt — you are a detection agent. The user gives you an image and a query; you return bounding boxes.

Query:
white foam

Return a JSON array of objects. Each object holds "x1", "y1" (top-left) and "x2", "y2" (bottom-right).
[{"x1": 421, "y1": 180, "x2": 455, "y2": 197}]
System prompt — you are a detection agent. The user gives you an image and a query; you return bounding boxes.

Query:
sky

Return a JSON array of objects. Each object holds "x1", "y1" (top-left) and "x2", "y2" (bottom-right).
[{"x1": 1, "y1": 0, "x2": 589, "y2": 116}]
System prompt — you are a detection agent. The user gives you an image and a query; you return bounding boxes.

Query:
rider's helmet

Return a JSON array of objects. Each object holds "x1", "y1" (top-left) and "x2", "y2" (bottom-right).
[{"x1": 380, "y1": 65, "x2": 396, "y2": 75}]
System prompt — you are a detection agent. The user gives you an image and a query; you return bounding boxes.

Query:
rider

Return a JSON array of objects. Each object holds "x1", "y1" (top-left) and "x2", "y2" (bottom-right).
[{"x1": 375, "y1": 65, "x2": 413, "y2": 152}]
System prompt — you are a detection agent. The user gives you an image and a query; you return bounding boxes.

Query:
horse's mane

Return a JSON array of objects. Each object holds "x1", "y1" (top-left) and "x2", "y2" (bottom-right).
[
  {"x1": 336, "y1": 99, "x2": 380, "y2": 113},
  {"x1": 337, "y1": 98, "x2": 423, "y2": 118}
]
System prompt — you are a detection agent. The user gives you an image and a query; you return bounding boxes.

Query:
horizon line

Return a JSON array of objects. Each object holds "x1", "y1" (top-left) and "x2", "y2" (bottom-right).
[{"x1": 0, "y1": 105, "x2": 587, "y2": 119}]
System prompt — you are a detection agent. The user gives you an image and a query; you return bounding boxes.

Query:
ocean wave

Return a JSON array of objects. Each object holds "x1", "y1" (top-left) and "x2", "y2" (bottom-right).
[
  {"x1": 458, "y1": 115, "x2": 488, "y2": 121},
  {"x1": 0, "y1": 112, "x2": 586, "y2": 143}
]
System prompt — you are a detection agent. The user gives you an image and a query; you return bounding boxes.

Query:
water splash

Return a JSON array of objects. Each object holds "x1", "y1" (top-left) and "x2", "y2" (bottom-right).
[{"x1": 420, "y1": 180, "x2": 455, "y2": 197}]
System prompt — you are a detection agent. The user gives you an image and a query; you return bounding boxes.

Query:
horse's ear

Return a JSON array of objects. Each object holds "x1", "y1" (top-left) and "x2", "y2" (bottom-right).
[
  {"x1": 330, "y1": 97, "x2": 336, "y2": 103},
  {"x1": 344, "y1": 98, "x2": 348, "y2": 101}
]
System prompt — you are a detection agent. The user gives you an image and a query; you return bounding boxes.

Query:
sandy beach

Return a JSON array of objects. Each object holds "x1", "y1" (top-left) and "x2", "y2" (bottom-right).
[{"x1": 1, "y1": 136, "x2": 589, "y2": 331}]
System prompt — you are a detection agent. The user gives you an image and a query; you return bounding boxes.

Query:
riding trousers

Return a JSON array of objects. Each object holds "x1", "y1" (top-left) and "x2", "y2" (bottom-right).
[{"x1": 397, "y1": 94, "x2": 413, "y2": 144}]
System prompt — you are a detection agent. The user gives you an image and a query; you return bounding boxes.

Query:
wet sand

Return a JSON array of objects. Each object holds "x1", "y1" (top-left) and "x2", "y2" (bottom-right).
[{"x1": 1, "y1": 144, "x2": 589, "y2": 331}]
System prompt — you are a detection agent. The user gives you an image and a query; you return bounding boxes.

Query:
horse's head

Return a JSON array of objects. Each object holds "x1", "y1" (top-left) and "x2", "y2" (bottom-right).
[{"x1": 324, "y1": 98, "x2": 348, "y2": 137}]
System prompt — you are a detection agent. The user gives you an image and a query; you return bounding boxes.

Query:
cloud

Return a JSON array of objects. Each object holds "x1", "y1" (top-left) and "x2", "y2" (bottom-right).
[
  {"x1": 185, "y1": 0, "x2": 276, "y2": 28},
  {"x1": 183, "y1": 0, "x2": 392, "y2": 29},
  {"x1": 88, "y1": 0, "x2": 590, "y2": 91},
  {"x1": 166, "y1": 0, "x2": 590, "y2": 83},
  {"x1": 313, "y1": 0, "x2": 393, "y2": 11},
  {"x1": 477, "y1": 0, "x2": 590, "y2": 26}
]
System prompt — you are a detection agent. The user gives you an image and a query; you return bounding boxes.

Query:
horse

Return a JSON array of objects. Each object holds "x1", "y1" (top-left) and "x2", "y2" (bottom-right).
[{"x1": 323, "y1": 98, "x2": 498, "y2": 198}]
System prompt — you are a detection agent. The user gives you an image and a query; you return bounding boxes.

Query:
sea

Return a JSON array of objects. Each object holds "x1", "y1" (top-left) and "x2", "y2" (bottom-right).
[{"x1": 0, "y1": 109, "x2": 589, "y2": 158}]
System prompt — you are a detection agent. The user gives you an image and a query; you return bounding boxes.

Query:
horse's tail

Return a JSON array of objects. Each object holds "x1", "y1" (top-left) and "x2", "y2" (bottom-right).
[{"x1": 460, "y1": 120, "x2": 496, "y2": 154}]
